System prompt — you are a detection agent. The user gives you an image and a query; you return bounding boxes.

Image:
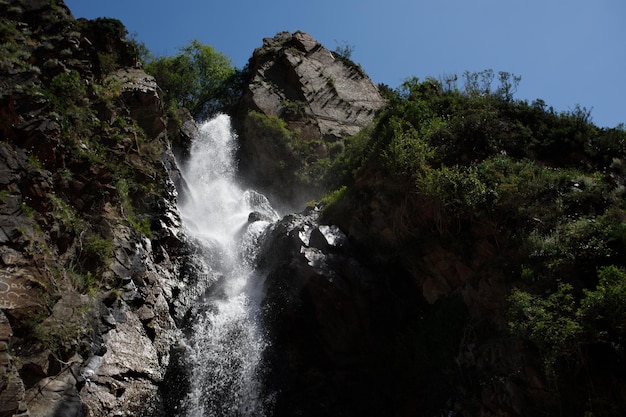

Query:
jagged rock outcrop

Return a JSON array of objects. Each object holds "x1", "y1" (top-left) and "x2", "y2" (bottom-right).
[
  {"x1": 0, "y1": 1, "x2": 198, "y2": 415},
  {"x1": 257, "y1": 210, "x2": 384, "y2": 416},
  {"x1": 245, "y1": 31, "x2": 384, "y2": 141},
  {"x1": 234, "y1": 31, "x2": 385, "y2": 207}
]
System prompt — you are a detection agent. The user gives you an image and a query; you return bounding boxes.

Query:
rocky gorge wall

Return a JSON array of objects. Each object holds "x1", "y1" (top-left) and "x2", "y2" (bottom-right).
[
  {"x1": 0, "y1": 1, "x2": 203, "y2": 415},
  {"x1": 232, "y1": 30, "x2": 626, "y2": 417},
  {"x1": 230, "y1": 32, "x2": 519, "y2": 416},
  {"x1": 2, "y1": 2, "x2": 622, "y2": 416},
  {"x1": 0, "y1": 3, "x2": 392, "y2": 413}
]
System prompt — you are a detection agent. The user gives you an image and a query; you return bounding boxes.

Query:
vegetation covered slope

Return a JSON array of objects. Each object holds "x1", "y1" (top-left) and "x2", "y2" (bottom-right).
[
  {"x1": 1, "y1": 1, "x2": 189, "y2": 414},
  {"x1": 135, "y1": 30, "x2": 626, "y2": 414},
  {"x1": 317, "y1": 71, "x2": 626, "y2": 416},
  {"x1": 2, "y1": 0, "x2": 624, "y2": 412}
]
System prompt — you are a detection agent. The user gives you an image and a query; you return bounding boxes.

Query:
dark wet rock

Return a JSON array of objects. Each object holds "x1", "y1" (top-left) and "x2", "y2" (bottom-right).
[
  {"x1": 257, "y1": 209, "x2": 405, "y2": 417},
  {"x1": 248, "y1": 210, "x2": 274, "y2": 223}
]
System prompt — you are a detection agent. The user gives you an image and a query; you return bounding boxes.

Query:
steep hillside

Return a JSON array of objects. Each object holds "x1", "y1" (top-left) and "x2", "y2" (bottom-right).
[
  {"x1": 227, "y1": 55, "x2": 626, "y2": 415},
  {"x1": 310, "y1": 76, "x2": 626, "y2": 416},
  {"x1": 0, "y1": 1, "x2": 196, "y2": 415}
]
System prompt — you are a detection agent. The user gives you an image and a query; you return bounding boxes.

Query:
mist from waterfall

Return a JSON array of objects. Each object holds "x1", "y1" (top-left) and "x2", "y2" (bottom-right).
[{"x1": 178, "y1": 114, "x2": 279, "y2": 417}]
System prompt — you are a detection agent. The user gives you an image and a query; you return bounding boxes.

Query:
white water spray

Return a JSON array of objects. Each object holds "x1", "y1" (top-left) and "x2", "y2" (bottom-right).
[{"x1": 178, "y1": 114, "x2": 279, "y2": 417}]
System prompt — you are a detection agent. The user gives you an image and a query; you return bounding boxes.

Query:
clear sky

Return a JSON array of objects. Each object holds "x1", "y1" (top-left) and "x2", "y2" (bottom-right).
[{"x1": 64, "y1": 0, "x2": 625, "y2": 128}]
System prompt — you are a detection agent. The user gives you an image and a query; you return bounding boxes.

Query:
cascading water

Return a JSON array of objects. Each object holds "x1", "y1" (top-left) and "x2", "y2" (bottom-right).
[{"x1": 177, "y1": 114, "x2": 279, "y2": 417}]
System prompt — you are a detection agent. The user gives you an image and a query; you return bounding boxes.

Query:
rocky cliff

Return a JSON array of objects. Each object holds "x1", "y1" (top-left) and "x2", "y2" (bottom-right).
[
  {"x1": 234, "y1": 31, "x2": 385, "y2": 208},
  {"x1": 3, "y1": 2, "x2": 623, "y2": 416},
  {"x1": 0, "y1": 5, "x2": 390, "y2": 413},
  {"x1": 0, "y1": 1, "x2": 199, "y2": 415},
  {"x1": 234, "y1": 33, "x2": 626, "y2": 417},
  {"x1": 253, "y1": 78, "x2": 626, "y2": 417}
]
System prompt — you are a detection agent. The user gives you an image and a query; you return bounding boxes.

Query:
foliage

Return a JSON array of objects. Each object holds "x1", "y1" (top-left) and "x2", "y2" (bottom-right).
[
  {"x1": 417, "y1": 164, "x2": 493, "y2": 214},
  {"x1": 381, "y1": 117, "x2": 431, "y2": 176},
  {"x1": 144, "y1": 39, "x2": 236, "y2": 119},
  {"x1": 323, "y1": 69, "x2": 626, "y2": 223},
  {"x1": 246, "y1": 110, "x2": 341, "y2": 196},
  {"x1": 76, "y1": 233, "x2": 113, "y2": 277},
  {"x1": 248, "y1": 110, "x2": 295, "y2": 143},
  {"x1": 126, "y1": 31, "x2": 152, "y2": 64},
  {"x1": 316, "y1": 69, "x2": 626, "y2": 414},
  {"x1": 508, "y1": 282, "x2": 582, "y2": 378},
  {"x1": 319, "y1": 186, "x2": 349, "y2": 217},
  {"x1": 461, "y1": 69, "x2": 521, "y2": 101},
  {"x1": 579, "y1": 265, "x2": 626, "y2": 347},
  {"x1": 509, "y1": 266, "x2": 626, "y2": 380},
  {"x1": 331, "y1": 40, "x2": 364, "y2": 76},
  {"x1": 116, "y1": 178, "x2": 153, "y2": 238},
  {"x1": 47, "y1": 70, "x2": 87, "y2": 109},
  {"x1": 49, "y1": 193, "x2": 86, "y2": 234},
  {"x1": 333, "y1": 40, "x2": 355, "y2": 60},
  {"x1": 325, "y1": 125, "x2": 377, "y2": 188}
]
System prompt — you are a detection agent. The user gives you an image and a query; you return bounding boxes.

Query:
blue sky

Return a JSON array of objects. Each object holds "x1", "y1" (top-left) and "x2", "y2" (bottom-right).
[{"x1": 65, "y1": 0, "x2": 625, "y2": 128}]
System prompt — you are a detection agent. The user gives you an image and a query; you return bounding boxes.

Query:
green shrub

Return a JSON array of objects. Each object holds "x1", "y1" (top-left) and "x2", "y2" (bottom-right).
[
  {"x1": 82, "y1": 234, "x2": 112, "y2": 271},
  {"x1": 97, "y1": 51, "x2": 118, "y2": 75},
  {"x1": 116, "y1": 178, "x2": 153, "y2": 238},
  {"x1": 579, "y1": 265, "x2": 626, "y2": 346},
  {"x1": 48, "y1": 70, "x2": 86, "y2": 108},
  {"x1": 326, "y1": 125, "x2": 375, "y2": 187},
  {"x1": 144, "y1": 39, "x2": 236, "y2": 119},
  {"x1": 69, "y1": 271, "x2": 98, "y2": 296},
  {"x1": 320, "y1": 186, "x2": 347, "y2": 209},
  {"x1": 417, "y1": 164, "x2": 493, "y2": 214},
  {"x1": 509, "y1": 266, "x2": 626, "y2": 380},
  {"x1": 49, "y1": 193, "x2": 86, "y2": 234},
  {"x1": 248, "y1": 110, "x2": 296, "y2": 146},
  {"x1": 508, "y1": 282, "x2": 582, "y2": 378},
  {"x1": 382, "y1": 118, "x2": 431, "y2": 176}
]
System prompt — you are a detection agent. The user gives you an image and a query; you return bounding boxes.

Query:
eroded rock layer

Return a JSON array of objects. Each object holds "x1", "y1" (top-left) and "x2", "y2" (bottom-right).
[{"x1": 0, "y1": 1, "x2": 199, "y2": 415}]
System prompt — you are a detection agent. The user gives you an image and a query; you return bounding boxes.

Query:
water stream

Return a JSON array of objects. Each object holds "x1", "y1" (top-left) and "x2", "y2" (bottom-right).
[{"x1": 177, "y1": 114, "x2": 279, "y2": 417}]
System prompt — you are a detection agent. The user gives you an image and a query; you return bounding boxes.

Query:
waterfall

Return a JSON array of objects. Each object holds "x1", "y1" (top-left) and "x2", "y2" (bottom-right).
[{"x1": 178, "y1": 114, "x2": 279, "y2": 417}]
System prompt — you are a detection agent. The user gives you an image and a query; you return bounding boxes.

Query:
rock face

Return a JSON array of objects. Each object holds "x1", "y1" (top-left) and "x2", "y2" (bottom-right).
[
  {"x1": 258, "y1": 210, "x2": 375, "y2": 416},
  {"x1": 234, "y1": 31, "x2": 385, "y2": 207},
  {"x1": 6, "y1": 2, "x2": 596, "y2": 416},
  {"x1": 257, "y1": 209, "x2": 445, "y2": 417},
  {"x1": 245, "y1": 31, "x2": 384, "y2": 141},
  {"x1": 0, "y1": 311, "x2": 27, "y2": 416},
  {"x1": 0, "y1": 1, "x2": 200, "y2": 415}
]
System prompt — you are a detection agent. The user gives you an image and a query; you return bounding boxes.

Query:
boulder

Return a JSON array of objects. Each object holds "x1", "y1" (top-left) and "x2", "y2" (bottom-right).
[
  {"x1": 258, "y1": 209, "x2": 407, "y2": 417},
  {"x1": 100, "y1": 311, "x2": 159, "y2": 375}
]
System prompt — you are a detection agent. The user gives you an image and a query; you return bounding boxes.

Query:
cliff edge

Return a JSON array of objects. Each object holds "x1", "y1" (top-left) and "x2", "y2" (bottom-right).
[{"x1": 235, "y1": 31, "x2": 385, "y2": 208}]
